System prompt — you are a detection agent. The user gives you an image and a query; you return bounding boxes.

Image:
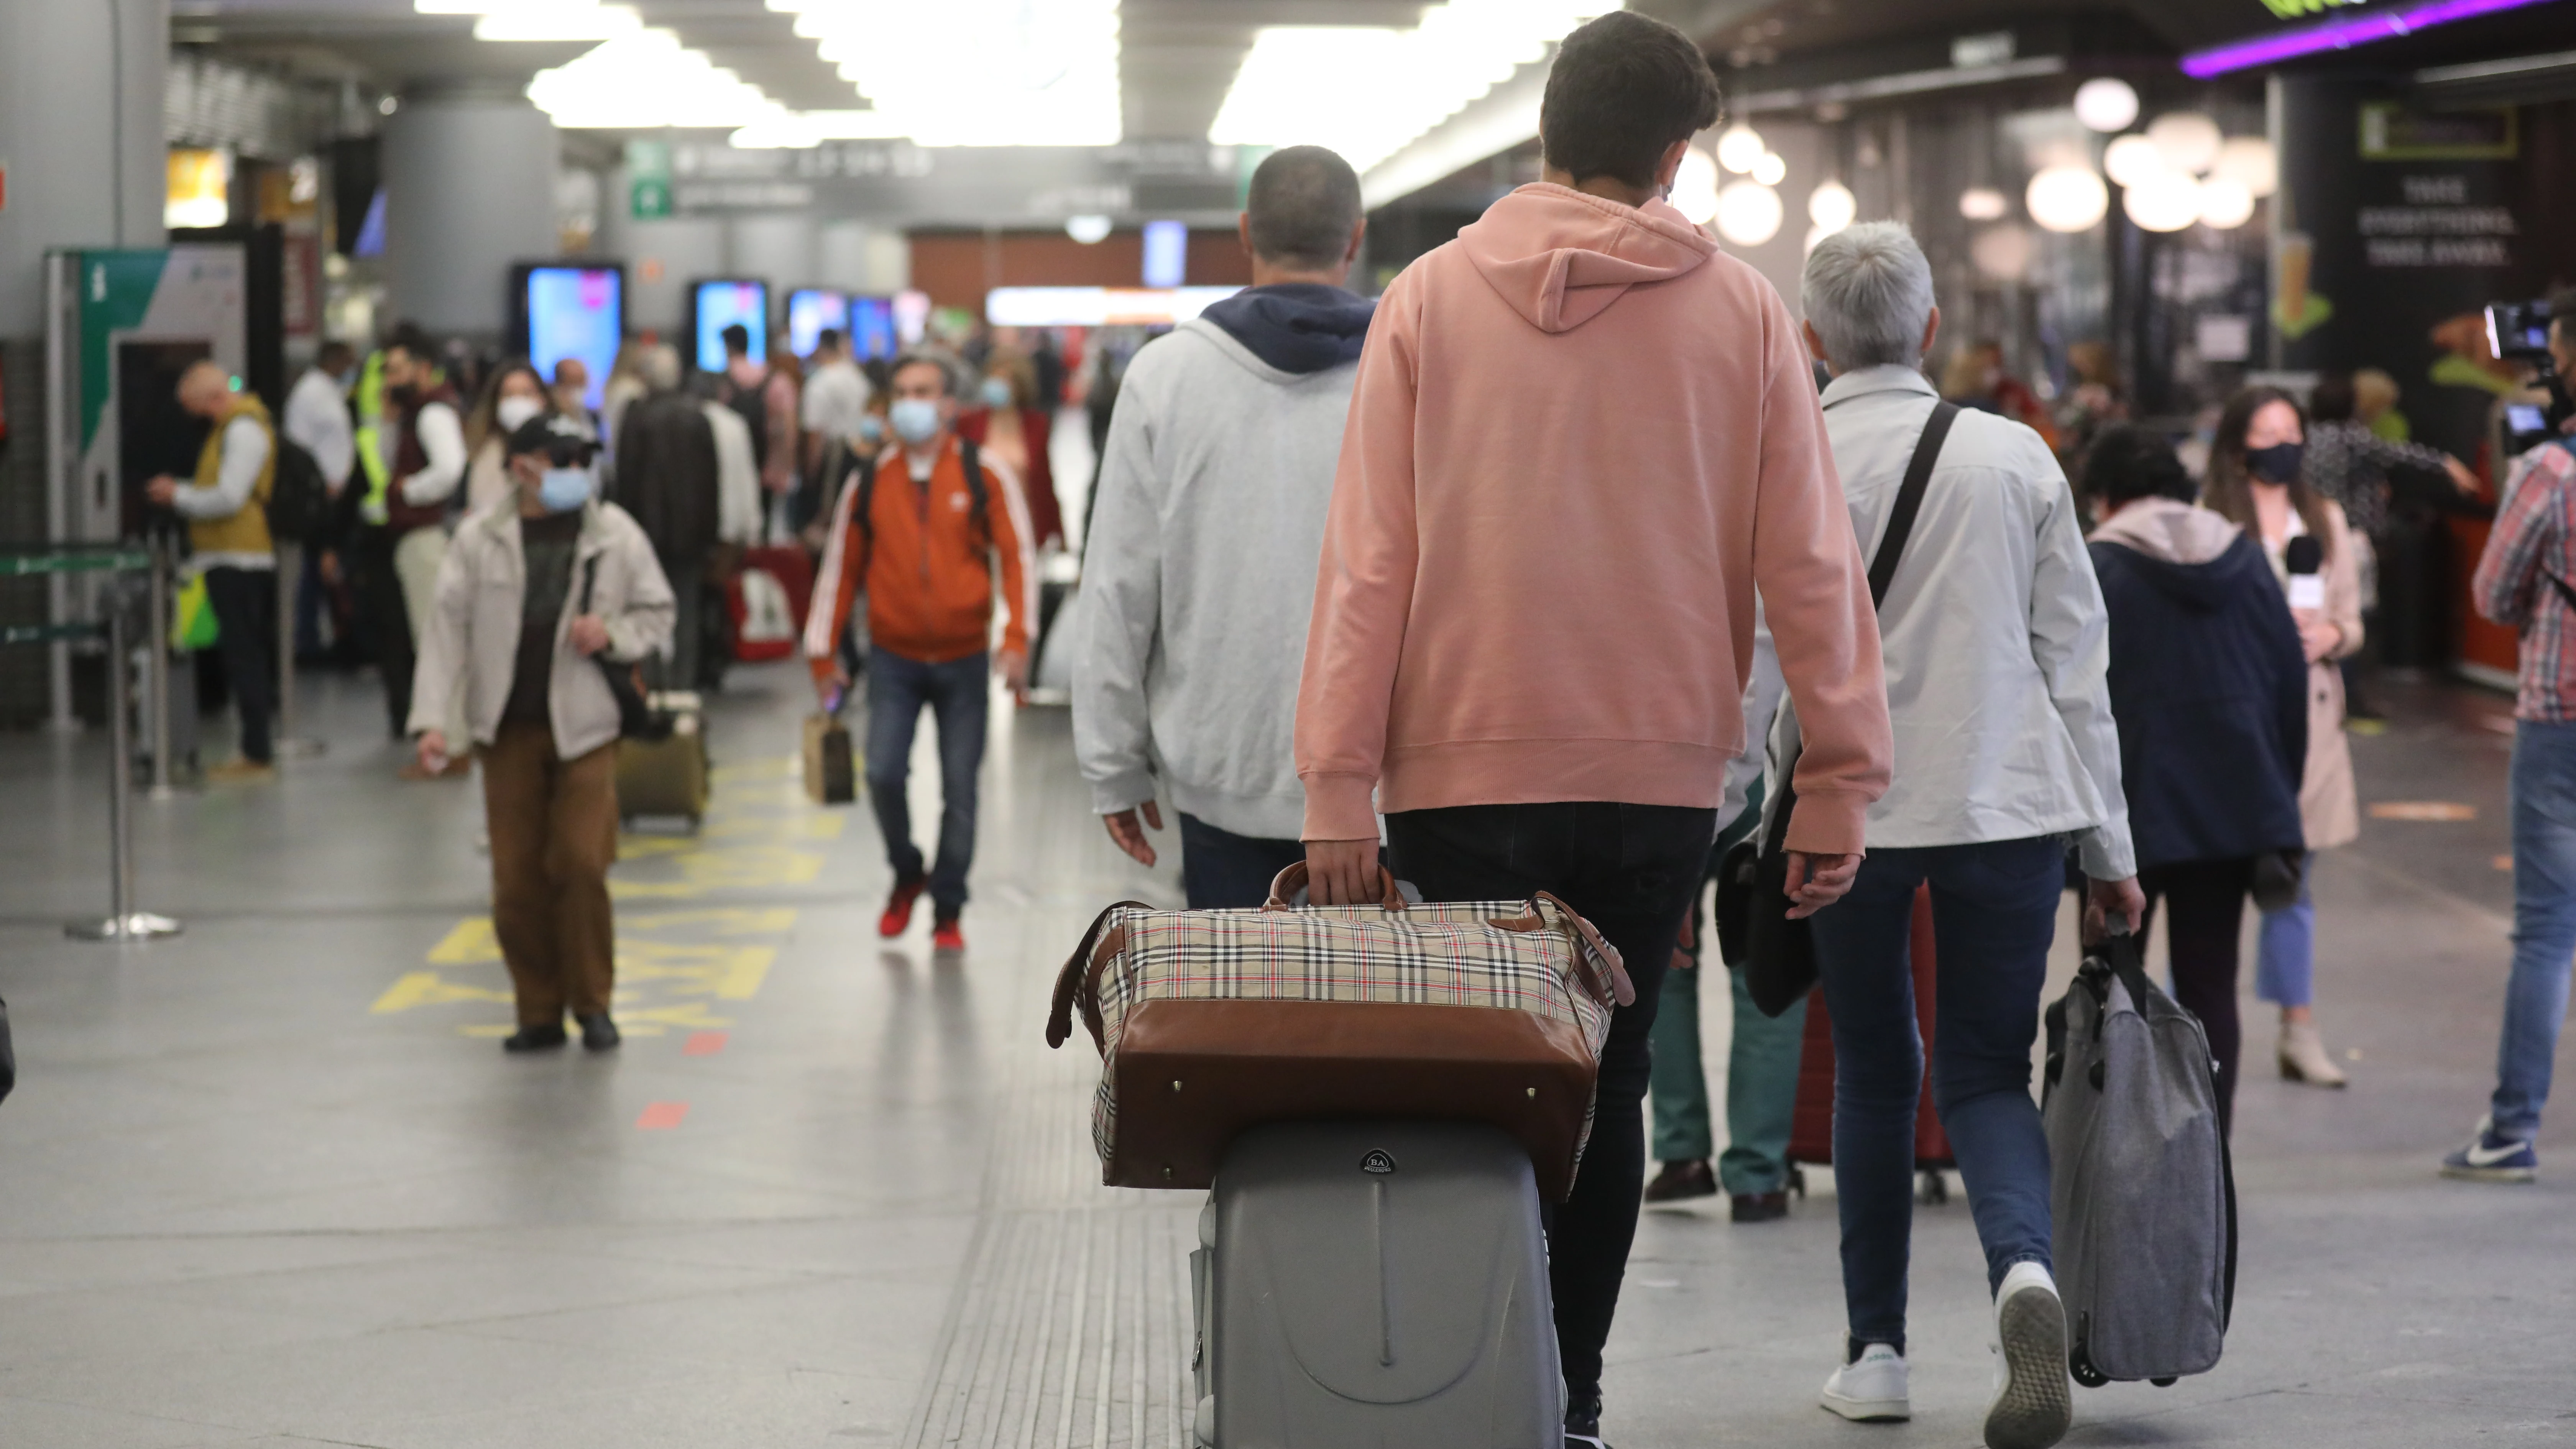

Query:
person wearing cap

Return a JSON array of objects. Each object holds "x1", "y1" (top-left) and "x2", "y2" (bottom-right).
[{"x1": 410, "y1": 415, "x2": 675, "y2": 1053}]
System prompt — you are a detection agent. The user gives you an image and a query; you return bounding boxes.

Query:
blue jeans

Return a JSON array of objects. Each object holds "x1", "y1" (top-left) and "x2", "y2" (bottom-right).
[
  {"x1": 864, "y1": 647, "x2": 988, "y2": 916},
  {"x1": 2255, "y1": 853, "x2": 2315, "y2": 1008},
  {"x1": 2494, "y1": 720, "x2": 2576, "y2": 1136},
  {"x1": 1809, "y1": 836, "x2": 2065, "y2": 1354},
  {"x1": 1177, "y1": 813, "x2": 1306, "y2": 910}
]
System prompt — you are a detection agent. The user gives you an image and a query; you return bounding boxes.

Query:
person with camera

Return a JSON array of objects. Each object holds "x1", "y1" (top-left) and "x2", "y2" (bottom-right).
[
  {"x1": 2453, "y1": 297, "x2": 2576, "y2": 1182},
  {"x1": 410, "y1": 414, "x2": 675, "y2": 1053}
]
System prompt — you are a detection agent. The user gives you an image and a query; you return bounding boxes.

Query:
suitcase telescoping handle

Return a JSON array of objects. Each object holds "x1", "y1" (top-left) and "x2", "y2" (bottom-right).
[{"x1": 1261, "y1": 860, "x2": 1409, "y2": 913}]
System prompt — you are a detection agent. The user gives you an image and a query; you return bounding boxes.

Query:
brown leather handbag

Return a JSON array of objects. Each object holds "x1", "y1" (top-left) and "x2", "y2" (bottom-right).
[{"x1": 1044, "y1": 863, "x2": 1632, "y2": 1201}]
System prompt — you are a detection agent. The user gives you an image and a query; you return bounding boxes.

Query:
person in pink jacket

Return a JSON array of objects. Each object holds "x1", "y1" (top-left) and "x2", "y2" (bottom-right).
[{"x1": 1293, "y1": 14, "x2": 1894, "y2": 1446}]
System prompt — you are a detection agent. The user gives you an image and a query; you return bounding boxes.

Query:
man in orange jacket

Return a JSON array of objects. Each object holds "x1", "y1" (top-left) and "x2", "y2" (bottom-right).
[{"x1": 807, "y1": 353, "x2": 1033, "y2": 953}]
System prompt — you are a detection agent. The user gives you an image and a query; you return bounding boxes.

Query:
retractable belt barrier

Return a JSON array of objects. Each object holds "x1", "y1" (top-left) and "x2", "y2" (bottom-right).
[{"x1": 0, "y1": 546, "x2": 183, "y2": 942}]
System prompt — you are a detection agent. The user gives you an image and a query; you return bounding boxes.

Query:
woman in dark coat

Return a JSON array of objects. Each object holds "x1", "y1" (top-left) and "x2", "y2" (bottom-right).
[{"x1": 2084, "y1": 424, "x2": 2309, "y2": 1131}]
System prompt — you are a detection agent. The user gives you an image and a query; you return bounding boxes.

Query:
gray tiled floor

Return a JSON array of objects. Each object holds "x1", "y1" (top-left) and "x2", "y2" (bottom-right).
[{"x1": 0, "y1": 664, "x2": 2570, "y2": 1447}]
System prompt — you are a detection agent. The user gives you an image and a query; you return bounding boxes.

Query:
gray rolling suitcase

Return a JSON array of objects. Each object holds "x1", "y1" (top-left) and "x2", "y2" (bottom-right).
[
  {"x1": 2042, "y1": 930, "x2": 2236, "y2": 1388},
  {"x1": 1191, "y1": 1120, "x2": 1560, "y2": 1449}
]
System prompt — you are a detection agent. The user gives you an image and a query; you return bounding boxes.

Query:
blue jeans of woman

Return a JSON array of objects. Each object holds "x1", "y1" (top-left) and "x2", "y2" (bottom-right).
[
  {"x1": 2493, "y1": 720, "x2": 2576, "y2": 1136},
  {"x1": 863, "y1": 646, "x2": 988, "y2": 916},
  {"x1": 2255, "y1": 852, "x2": 2315, "y2": 1008},
  {"x1": 1808, "y1": 835, "x2": 2065, "y2": 1357}
]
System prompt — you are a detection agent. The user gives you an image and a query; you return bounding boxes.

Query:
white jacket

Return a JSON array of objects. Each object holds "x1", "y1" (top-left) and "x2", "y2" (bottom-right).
[
  {"x1": 1073, "y1": 318, "x2": 1359, "y2": 840},
  {"x1": 1736, "y1": 366, "x2": 2135, "y2": 878},
  {"x1": 409, "y1": 496, "x2": 677, "y2": 761}
]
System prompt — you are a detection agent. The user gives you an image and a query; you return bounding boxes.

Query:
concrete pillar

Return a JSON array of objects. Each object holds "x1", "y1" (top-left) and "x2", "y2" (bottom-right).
[
  {"x1": 379, "y1": 88, "x2": 559, "y2": 340},
  {"x1": 727, "y1": 212, "x2": 816, "y2": 296},
  {"x1": 0, "y1": 0, "x2": 169, "y2": 336},
  {"x1": 820, "y1": 220, "x2": 912, "y2": 294}
]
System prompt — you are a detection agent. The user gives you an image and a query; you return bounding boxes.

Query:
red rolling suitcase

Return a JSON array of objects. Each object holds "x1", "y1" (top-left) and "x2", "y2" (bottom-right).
[
  {"x1": 1787, "y1": 884, "x2": 1957, "y2": 1203},
  {"x1": 726, "y1": 545, "x2": 815, "y2": 663}
]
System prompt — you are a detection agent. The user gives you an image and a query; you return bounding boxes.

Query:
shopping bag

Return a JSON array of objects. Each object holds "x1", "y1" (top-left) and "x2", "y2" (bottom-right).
[
  {"x1": 803, "y1": 713, "x2": 855, "y2": 805},
  {"x1": 171, "y1": 573, "x2": 219, "y2": 652}
]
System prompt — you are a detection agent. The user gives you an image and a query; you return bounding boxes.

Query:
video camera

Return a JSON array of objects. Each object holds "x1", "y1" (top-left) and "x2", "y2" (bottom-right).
[{"x1": 2487, "y1": 298, "x2": 2574, "y2": 456}]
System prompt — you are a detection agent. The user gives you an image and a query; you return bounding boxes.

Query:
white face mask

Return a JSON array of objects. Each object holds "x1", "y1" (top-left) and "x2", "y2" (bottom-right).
[{"x1": 495, "y1": 396, "x2": 545, "y2": 434}]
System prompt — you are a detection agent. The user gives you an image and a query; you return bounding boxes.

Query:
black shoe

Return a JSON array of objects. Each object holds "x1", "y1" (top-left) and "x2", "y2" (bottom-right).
[
  {"x1": 501, "y1": 1024, "x2": 568, "y2": 1053},
  {"x1": 1731, "y1": 1189, "x2": 1790, "y2": 1223},
  {"x1": 1643, "y1": 1158, "x2": 1717, "y2": 1203},
  {"x1": 1565, "y1": 1390, "x2": 1610, "y2": 1449},
  {"x1": 577, "y1": 1013, "x2": 621, "y2": 1051}
]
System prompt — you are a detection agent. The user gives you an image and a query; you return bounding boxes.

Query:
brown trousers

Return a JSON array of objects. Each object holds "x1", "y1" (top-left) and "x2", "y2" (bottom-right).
[{"x1": 480, "y1": 721, "x2": 620, "y2": 1027}]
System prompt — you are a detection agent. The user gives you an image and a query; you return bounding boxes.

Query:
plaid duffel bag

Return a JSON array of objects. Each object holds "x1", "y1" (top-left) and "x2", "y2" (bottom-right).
[{"x1": 1043, "y1": 863, "x2": 1633, "y2": 1200}]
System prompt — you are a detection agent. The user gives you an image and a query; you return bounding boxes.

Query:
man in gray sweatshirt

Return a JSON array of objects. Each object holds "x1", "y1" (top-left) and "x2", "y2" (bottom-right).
[{"x1": 1074, "y1": 145, "x2": 1373, "y2": 907}]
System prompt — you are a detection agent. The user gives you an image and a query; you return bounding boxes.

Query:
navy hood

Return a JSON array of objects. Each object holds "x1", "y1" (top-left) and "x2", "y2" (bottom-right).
[
  {"x1": 1198, "y1": 283, "x2": 1374, "y2": 374},
  {"x1": 2097, "y1": 532, "x2": 2276, "y2": 615}
]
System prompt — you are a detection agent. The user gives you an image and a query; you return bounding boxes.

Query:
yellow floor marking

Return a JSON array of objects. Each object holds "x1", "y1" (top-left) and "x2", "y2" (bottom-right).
[
  {"x1": 623, "y1": 907, "x2": 798, "y2": 935},
  {"x1": 426, "y1": 918, "x2": 502, "y2": 964},
  {"x1": 371, "y1": 971, "x2": 515, "y2": 1014},
  {"x1": 609, "y1": 845, "x2": 822, "y2": 899},
  {"x1": 617, "y1": 940, "x2": 776, "y2": 999}
]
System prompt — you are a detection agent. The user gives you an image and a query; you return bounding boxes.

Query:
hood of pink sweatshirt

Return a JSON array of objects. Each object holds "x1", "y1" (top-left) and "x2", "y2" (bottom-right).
[{"x1": 1457, "y1": 185, "x2": 1718, "y2": 334}]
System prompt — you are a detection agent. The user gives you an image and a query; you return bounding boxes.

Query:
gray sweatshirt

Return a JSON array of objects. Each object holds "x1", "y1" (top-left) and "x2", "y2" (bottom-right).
[{"x1": 1073, "y1": 308, "x2": 1365, "y2": 841}]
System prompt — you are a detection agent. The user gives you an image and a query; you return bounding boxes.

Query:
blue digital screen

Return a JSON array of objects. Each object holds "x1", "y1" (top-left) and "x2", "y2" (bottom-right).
[
  {"x1": 848, "y1": 295, "x2": 898, "y2": 360},
  {"x1": 1141, "y1": 219, "x2": 1188, "y2": 289},
  {"x1": 523, "y1": 266, "x2": 622, "y2": 411},
  {"x1": 787, "y1": 288, "x2": 848, "y2": 358},
  {"x1": 692, "y1": 279, "x2": 769, "y2": 374}
]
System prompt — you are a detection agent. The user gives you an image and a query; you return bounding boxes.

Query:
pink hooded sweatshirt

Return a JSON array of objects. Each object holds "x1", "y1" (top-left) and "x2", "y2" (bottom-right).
[{"x1": 1294, "y1": 183, "x2": 1893, "y2": 853}]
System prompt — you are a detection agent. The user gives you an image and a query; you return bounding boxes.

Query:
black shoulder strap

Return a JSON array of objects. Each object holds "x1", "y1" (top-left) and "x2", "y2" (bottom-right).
[
  {"x1": 578, "y1": 553, "x2": 599, "y2": 614},
  {"x1": 1867, "y1": 401, "x2": 1960, "y2": 608},
  {"x1": 959, "y1": 435, "x2": 992, "y2": 549}
]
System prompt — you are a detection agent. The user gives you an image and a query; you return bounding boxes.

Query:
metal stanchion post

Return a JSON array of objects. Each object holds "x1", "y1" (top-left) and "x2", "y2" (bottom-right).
[
  {"x1": 274, "y1": 539, "x2": 324, "y2": 759},
  {"x1": 147, "y1": 535, "x2": 179, "y2": 799},
  {"x1": 66, "y1": 598, "x2": 181, "y2": 941}
]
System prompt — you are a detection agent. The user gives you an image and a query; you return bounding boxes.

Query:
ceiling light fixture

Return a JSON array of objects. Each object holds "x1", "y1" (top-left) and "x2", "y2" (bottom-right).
[
  {"x1": 2102, "y1": 133, "x2": 2165, "y2": 189},
  {"x1": 1209, "y1": 2, "x2": 1618, "y2": 174},
  {"x1": 1750, "y1": 150, "x2": 1787, "y2": 186},
  {"x1": 527, "y1": 28, "x2": 785, "y2": 129},
  {"x1": 2026, "y1": 164, "x2": 2108, "y2": 233},
  {"x1": 2212, "y1": 136, "x2": 2279, "y2": 197},
  {"x1": 1670, "y1": 146, "x2": 1721, "y2": 225},
  {"x1": 1715, "y1": 122, "x2": 1766, "y2": 174},
  {"x1": 1715, "y1": 180, "x2": 1783, "y2": 246},
  {"x1": 2072, "y1": 77, "x2": 2138, "y2": 133},
  {"x1": 2146, "y1": 112, "x2": 2222, "y2": 174},
  {"x1": 783, "y1": 0, "x2": 1121, "y2": 147},
  {"x1": 2122, "y1": 170, "x2": 2201, "y2": 232},
  {"x1": 1958, "y1": 186, "x2": 2008, "y2": 221},
  {"x1": 1807, "y1": 179, "x2": 1856, "y2": 233},
  {"x1": 1064, "y1": 215, "x2": 1115, "y2": 244},
  {"x1": 2196, "y1": 177, "x2": 2255, "y2": 229}
]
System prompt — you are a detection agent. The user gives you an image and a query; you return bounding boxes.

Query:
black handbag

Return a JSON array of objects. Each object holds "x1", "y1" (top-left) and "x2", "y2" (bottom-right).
[
  {"x1": 579, "y1": 554, "x2": 676, "y2": 743},
  {"x1": 1736, "y1": 401, "x2": 1960, "y2": 1019}
]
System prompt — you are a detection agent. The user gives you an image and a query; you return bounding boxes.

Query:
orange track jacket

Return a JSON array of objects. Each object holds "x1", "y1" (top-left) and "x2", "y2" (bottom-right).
[{"x1": 805, "y1": 435, "x2": 1033, "y2": 679}]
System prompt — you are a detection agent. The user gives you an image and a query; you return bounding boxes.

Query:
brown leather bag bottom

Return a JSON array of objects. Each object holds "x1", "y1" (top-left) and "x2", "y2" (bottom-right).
[{"x1": 1106, "y1": 997, "x2": 1599, "y2": 1201}]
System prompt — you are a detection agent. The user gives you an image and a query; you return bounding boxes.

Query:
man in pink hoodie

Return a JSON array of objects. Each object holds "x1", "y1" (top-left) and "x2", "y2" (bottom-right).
[{"x1": 1295, "y1": 13, "x2": 1894, "y2": 1445}]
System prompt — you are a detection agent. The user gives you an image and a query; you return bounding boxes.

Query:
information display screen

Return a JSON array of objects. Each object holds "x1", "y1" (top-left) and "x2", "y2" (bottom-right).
[
  {"x1": 786, "y1": 288, "x2": 848, "y2": 358},
  {"x1": 691, "y1": 279, "x2": 769, "y2": 373},
  {"x1": 514, "y1": 264, "x2": 623, "y2": 411},
  {"x1": 848, "y1": 295, "x2": 899, "y2": 360}
]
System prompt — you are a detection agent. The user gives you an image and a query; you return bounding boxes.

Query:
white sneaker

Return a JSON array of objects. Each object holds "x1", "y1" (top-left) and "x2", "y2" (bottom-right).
[
  {"x1": 1985, "y1": 1262, "x2": 2073, "y2": 1449},
  {"x1": 1820, "y1": 1343, "x2": 1910, "y2": 1422}
]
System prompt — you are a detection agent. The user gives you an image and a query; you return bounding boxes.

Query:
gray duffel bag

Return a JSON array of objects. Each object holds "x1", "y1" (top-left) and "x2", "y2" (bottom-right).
[{"x1": 2042, "y1": 928, "x2": 2236, "y2": 1388}]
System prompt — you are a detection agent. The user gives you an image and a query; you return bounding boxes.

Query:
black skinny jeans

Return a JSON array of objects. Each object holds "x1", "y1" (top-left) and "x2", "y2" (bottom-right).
[
  {"x1": 2139, "y1": 856, "x2": 2255, "y2": 1135},
  {"x1": 201, "y1": 565, "x2": 276, "y2": 764},
  {"x1": 1385, "y1": 801, "x2": 1715, "y2": 1403}
]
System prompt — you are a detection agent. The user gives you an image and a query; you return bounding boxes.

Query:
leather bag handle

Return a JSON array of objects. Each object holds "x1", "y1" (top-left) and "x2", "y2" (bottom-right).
[
  {"x1": 1263, "y1": 859, "x2": 1406, "y2": 913},
  {"x1": 1046, "y1": 900, "x2": 1153, "y2": 1051},
  {"x1": 1535, "y1": 891, "x2": 1635, "y2": 1008}
]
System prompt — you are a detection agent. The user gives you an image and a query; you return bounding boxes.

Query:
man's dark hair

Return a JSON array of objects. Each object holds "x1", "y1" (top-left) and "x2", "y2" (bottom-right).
[
  {"x1": 2308, "y1": 371, "x2": 2358, "y2": 424},
  {"x1": 1541, "y1": 11, "x2": 1722, "y2": 189},
  {"x1": 383, "y1": 322, "x2": 433, "y2": 364},
  {"x1": 2083, "y1": 424, "x2": 2196, "y2": 509},
  {"x1": 891, "y1": 351, "x2": 956, "y2": 397},
  {"x1": 816, "y1": 326, "x2": 843, "y2": 353},
  {"x1": 721, "y1": 323, "x2": 751, "y2": 356},
  {"x1": 1245, "y1": 145, "x2": 1364, "y2": 271},
  {"x1": 317, "y1": 340, "x2": 356, "y2": 373}
]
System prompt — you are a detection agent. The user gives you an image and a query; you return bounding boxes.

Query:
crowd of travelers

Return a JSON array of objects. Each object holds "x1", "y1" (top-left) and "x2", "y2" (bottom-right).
[{"x1": 135, "y1": 10, "x2": 2576, "y2": 1448}]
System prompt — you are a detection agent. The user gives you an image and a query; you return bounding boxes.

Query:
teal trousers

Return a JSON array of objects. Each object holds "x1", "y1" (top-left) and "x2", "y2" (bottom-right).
[{"x1": 1648, "y1": 785, "x2": 1809, "y2": 1195}]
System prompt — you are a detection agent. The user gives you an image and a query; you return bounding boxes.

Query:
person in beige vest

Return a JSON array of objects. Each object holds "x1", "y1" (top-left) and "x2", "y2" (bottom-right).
[
  {"x1": 2202, "y1": 385, "x2": 2362, "y2": 1087},
  {"x1": 146, "y1": 360, "x2": 278, "y2": 782}
]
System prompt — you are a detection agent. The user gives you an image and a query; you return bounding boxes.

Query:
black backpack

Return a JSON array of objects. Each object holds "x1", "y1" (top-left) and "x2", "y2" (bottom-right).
[
  {"x1": 852, "y1": 437, "x2": 992, "y2": 579},
  {"x1": 264, "y1": 435, "x2": 332, "y2": 543}
]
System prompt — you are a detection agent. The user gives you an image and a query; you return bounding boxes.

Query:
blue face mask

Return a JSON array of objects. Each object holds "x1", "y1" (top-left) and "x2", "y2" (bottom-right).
[
  {"x1": 537, "y1": 464, "x2": 595, "y2": 514},
  {"x1": 979, "y1": 377, "x2": 1014, "y2": 409},
  {"x1": 856, "y1": 412, "x2": 886, "y2": 443},
  {"x1": 889, "y1": 397, "x2": 943, "y2": 445}
]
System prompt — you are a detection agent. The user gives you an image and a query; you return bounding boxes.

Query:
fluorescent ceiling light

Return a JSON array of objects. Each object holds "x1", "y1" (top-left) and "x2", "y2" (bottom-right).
[
  {"x1": 2181, "y1": 0, "x2": 2556, "y2": 78},
  {"x1": 1209, "y1": 2, "x2": 1619, "y2": 173},
  {"x1": 475, "y1": 3, "x2": 640, "y2": 42},
  {"x1": 782, "y1": 0, "x2": 1121, "y2": 146},
  {"x1": 528, "y1": 29, "x2": 785, "y2": 129}
]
